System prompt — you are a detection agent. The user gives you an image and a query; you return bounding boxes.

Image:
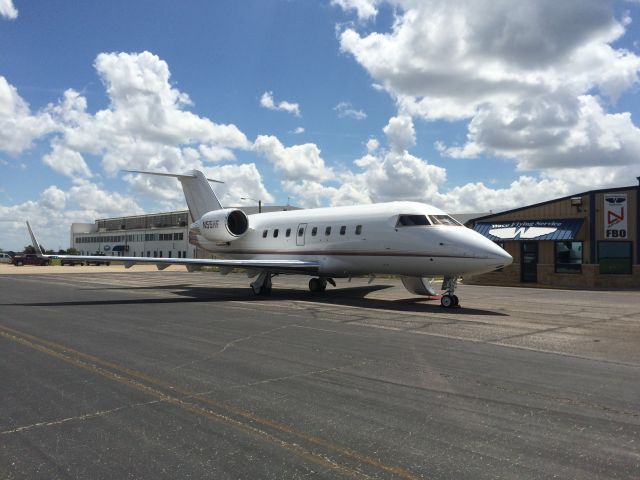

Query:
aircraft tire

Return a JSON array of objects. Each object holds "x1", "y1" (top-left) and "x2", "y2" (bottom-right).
[
  {"x1": 440, "y1": 295, "x2": 454, "y2": 308},
  {"x1": 309, "y1": 278, "x2": 325, "y2": 292},
  {"x1": 452, "y1": 295, "x2": 459, "y2": 307}
]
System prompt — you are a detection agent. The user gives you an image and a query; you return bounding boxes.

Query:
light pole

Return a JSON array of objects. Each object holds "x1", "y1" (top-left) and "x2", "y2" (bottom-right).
[{"x1": 241, "y1": 197, "x2": 262, "y2": 213}]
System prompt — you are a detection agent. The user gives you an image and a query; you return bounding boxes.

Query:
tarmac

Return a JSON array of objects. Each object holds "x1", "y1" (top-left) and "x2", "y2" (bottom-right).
[{"x1": 1, "y1": 264, "x2": 639, "y2": 479}]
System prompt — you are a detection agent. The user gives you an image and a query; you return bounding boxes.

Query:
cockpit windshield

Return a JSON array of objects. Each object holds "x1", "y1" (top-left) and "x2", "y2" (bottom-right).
[
  {"x1": 396, "y1": 215, "x2": 430, "y2": 227},
  {"x1": 428, "y1": 215, "x2": 462, "y2": 226}
]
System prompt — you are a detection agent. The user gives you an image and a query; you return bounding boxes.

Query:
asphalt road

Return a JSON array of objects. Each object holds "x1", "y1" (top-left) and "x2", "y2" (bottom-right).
[{"x1": 1, "y1": 270, "x2": 639, "y2": 479}]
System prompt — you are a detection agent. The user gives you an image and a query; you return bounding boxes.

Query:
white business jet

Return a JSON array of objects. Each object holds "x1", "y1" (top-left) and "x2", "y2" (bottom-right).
[{"x1": 29, "y1": 170, "x2": 512, "y2": 308}]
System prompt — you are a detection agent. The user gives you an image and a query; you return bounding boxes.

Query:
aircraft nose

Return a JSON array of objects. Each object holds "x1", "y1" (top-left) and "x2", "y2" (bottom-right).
[{"x1": 479, "y1": 236, "x2": 513, "y2": 264}]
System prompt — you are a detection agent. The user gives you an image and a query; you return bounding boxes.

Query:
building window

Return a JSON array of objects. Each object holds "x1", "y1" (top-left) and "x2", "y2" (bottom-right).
[
  {"x1": 273, "y1": 229, "x2": 279, "y2": 238},
  {"x1": 262, "y1": 230, "x2": 268, "y2": 238},
  {"x1": 286, "y1": 228, "x2": 291, "y2": 237},
  {"x1": 355, "y1": 225, "x2": 362, "y2": 235},
  {"x1": 555, "y1": 241, "x2": 582, "y2": 273},
  {"x1": 311, "y1": 227, "x2": 318, "y2": 236},
  {"x1": 325, "y1": 226, "x2": 331, "y2": 236},
  {"x1": 598, "y1": 241, "x2": 632, "y2": 274}
]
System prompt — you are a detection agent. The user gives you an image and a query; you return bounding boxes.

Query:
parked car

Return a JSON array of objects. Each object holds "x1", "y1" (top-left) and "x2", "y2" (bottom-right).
[
  {"x1": 12, "y1": 254, "x2": 51, "y2": 266},
  {"x1": 0, "y1": 253, "x2": 13, "y2": 264}
]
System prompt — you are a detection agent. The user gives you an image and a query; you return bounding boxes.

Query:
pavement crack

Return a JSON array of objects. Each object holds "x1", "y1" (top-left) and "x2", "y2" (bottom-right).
[
  {"x1": 169, "y1": 323, "x2": 303, "y2": 372},
  {"x1": 1, "y1": 399, "x2": 162, "y2": 435},
  {"x1": 226, "y1": 361, "x2": 369, "y2": 390},
  {"x1": 489, "y1": 315, "x2": 622, "y2": 343}
]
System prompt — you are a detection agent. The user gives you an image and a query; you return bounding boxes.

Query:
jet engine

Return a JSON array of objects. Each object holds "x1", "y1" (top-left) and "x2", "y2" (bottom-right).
[
  {"x1": 401, "y1": 276, "x2": 437, "y2": 296},
  {"x1": 199, "y1": 208, "x2": 249, "y2": 243}
]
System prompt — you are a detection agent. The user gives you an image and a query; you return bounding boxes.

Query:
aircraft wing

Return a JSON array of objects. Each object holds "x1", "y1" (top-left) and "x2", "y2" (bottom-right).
[
  {"x1": 26, "y1": 221, "x2": 319, "y2": 274},
  {"x1": 49, "y1": 254, "x2": 320, "y2": 274}
]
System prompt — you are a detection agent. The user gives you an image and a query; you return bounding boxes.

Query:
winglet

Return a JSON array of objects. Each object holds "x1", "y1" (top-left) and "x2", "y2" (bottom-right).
[{"x1": 26, "y1": 221, "x2": 44, "y2": 256}]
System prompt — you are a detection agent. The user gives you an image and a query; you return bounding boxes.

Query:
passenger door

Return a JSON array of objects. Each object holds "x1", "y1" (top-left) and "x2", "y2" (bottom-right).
[{"x1": 296, "y1": 223, "x2": 307, "y2": 246}]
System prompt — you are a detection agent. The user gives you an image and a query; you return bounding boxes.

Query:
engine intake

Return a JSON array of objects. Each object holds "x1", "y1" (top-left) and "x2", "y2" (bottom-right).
[{"x1": 200, "y1": 208, "x2": 249, "y2": 243}]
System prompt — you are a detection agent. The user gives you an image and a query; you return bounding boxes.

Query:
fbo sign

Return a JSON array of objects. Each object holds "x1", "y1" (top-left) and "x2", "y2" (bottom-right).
[{"x1": 604, "y1": 194, "x2": 627, "y2": 239}]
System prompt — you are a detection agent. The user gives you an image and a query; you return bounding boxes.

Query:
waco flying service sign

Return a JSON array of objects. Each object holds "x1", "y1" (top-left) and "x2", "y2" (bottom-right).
[
  {"x1": 474, "y1": 219, "x2": 584, "y2": 241},
  {"x1": 604, "y1": 194, "x2": 627, "y2": 239}
]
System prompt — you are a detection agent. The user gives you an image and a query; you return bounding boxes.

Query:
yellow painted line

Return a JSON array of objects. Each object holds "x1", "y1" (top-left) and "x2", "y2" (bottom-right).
[
  {"x1": 0, "y1": 326, "x2": 372, "y2": 480},
  {"x1": 0, "y1": 324, "x2": 423, "y2": 480}
]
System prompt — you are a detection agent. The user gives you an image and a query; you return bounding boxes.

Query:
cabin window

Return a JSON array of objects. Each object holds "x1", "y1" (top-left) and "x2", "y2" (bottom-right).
[
  {"x1": 298, "y1": 227, "x2": 304, "y2": 237},
  {"x1": 355, "y1": 225, "x2": 363, "y2": 235},
  {"x1": 340, "y1": 226, "x2": 346, "y2": 235},
  {"x1": 311, "y1": 227, "x2": 318, "y2": 236},
  {"x1": 262, "y1": 230, "x2": 268, "y2": 238},
  {"x1": 397, "y1": 215, "x2": 430, "y2": 227},
  {"x1": 429, "y1": 215, "x2": 462, "y2": 226},
  {"x1": 325, "y1": 226, "x2": 332, "y2": 236},
  {"x1": 286, "y1": 228, "x2": 291, "y2": 237},
  {"x1": 273, "y1": 229, "x2": 279, "y2": 238}
]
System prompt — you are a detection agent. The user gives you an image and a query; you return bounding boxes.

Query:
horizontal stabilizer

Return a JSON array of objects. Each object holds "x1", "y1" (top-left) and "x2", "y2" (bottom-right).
[{"x1": 123, "y1": 170, "x2": 224, "y2": 184}]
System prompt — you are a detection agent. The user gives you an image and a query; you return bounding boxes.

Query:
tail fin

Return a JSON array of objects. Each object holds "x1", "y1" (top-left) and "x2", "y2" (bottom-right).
[
  {"x1": 125, "y1": 170, "x2": 224, "y2": 220},
  {"x1": 26, "y1": 221, "x2": 44, "y2": 256}
]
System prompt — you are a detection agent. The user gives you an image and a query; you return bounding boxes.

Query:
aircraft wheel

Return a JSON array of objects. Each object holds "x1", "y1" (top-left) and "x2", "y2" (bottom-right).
[
  {"x1": 452, "y1": 295, "x2": 459, "y2": 307},
  {"x1": 309, "y1": 278, "x2": 326, "y2": 292},
  {"x1": 440, "y1": 295, "x2": 454, "y2": 308}
]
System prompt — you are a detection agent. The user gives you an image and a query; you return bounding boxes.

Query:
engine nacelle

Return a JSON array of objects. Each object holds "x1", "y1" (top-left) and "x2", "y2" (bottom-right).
[{"x1": 199, "y1": 208, "x2": 249, "y2": 243}]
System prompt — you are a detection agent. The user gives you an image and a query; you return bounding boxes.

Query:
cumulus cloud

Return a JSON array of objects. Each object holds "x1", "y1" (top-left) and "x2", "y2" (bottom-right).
[
  {"x1": 282, "y1": 117, "x2": 445, "y2": 208},
  {"x1": 331, "y1": 0, "x2": 378, "y2": 20},
  {"x1": 0, "y1": 182, "x2": 144, "y2": 250},
  {"x1": 0, "y1": 0, "x2": 17, "y2": 20},
  {"x1": 383, "y1": 115, "x2": 415, "y2": 152},
  {"x1": 337, "y1": 0, "x2": 640, "y2": 177},
  {"x1": 290, "y1": 127, "x2": 305, "y2": 134},
  {"x1": 1, "y1": 51, "x2": 275, "y2": 248},
  {"x1": 43, "y1": 143, "x2": 93, "y2": 179},
  {"x1": 0, "y1": 77, "x2": 56, "y2": 154},
  {"x1": 259, "y1": 91, "x2": 301, "y2": 117},
  {"x1": 253, "y1": 135, "x2": 333, "y2": 181},
  {"x1": 334, "y1": 101, "x2": 367, "y2": 120}
]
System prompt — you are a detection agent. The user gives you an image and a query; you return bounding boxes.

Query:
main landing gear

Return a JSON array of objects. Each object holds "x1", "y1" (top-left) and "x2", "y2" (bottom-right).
[
  {"x1": 308, "y1": 277, "x2": 336, "y2": 293},
  {"x1": 250, "y1": 271, "x2": 273, "y2": 295},
  {"x1": 250, "y1": 273, "x2": 336, "y2": 295},
  {"x1": 440, "y1": 276, "x2": 460, "y2": 309}
]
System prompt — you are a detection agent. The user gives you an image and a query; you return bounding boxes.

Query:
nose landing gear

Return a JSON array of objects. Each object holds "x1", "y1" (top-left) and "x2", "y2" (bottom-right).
[{"x1": 440, "y1": 276, "x2": 460, "y2": 308}]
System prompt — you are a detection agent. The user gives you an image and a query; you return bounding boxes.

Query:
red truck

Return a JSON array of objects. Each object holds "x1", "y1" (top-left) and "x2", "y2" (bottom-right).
[{"x1": 12, "y1": 254, "x2": 51, "y2": 266}]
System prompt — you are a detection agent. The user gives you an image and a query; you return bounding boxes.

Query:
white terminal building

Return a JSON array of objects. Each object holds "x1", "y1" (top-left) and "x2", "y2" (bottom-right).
[{"x1": 70, "y1": 206, "x2": 295, "y2": 259}]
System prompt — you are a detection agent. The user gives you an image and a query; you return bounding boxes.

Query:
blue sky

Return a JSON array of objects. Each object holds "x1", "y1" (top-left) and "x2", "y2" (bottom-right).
[{"x1": 1, "y1": 0, "x2": 640, "y2": 250}]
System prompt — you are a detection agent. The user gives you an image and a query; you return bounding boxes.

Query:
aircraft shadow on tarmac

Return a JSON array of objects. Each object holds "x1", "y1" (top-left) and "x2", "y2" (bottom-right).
[{"x1": 6, "y1": 283, "x2": 506, "y2": 316}]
